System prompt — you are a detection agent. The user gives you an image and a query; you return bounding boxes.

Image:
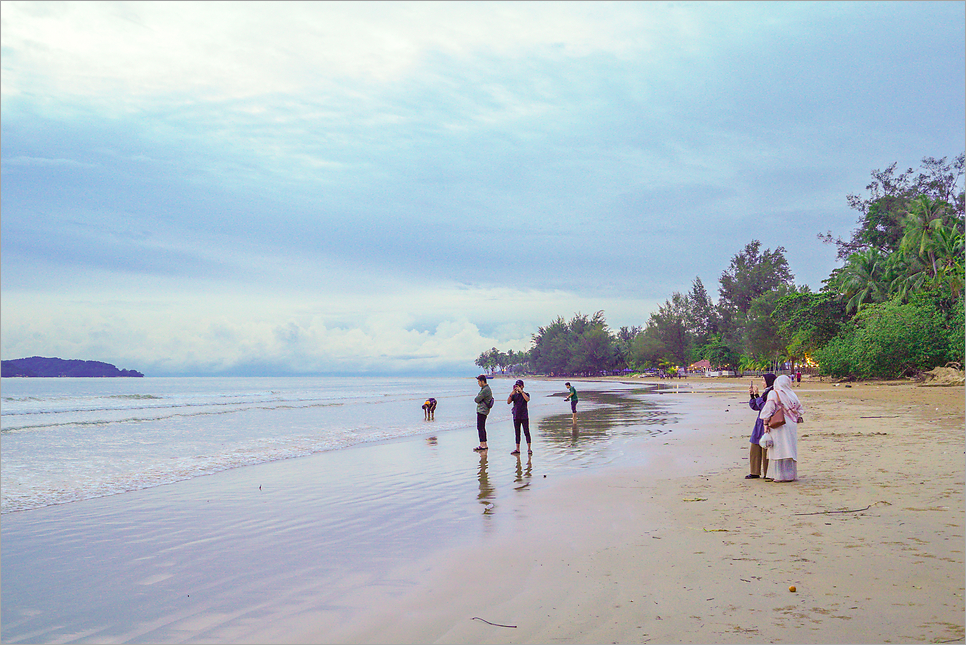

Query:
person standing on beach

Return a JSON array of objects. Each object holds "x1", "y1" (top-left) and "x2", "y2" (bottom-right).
[
  {"x1": 507, "y1": 379, "x2": 532, "y2": 455},
  {"x1": 474, "y1": 375, "x2": 493, "y2": 451},
  {"x1": 564, "y1": 382, "x2": 578, "y2": 422},
  {"x1": 747, "y1": 373, "x2": 776, "y2": 479},
  {"x1": 760, "y1": 374, "x2": 805, "y2": 482}
]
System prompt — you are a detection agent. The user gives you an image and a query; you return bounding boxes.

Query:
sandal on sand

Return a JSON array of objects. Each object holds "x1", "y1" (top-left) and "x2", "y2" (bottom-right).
[
  {"x1": 745, "y1": 474, "x2": 760, "y2": 479},
  {"x1": 473, "y1": 446, "x2": 488, "y2": 451},
  {"x1": 511, "y1": 450, "x2": 521, "y2": 455},
  {"x1": 528, "y1": 450, "x2": 533, "y2": 455}
]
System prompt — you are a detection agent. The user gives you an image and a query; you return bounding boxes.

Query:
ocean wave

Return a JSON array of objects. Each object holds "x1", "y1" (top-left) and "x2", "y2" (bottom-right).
[{"x1": 0, "y1": 420, "x2": 462, "y2": 514}]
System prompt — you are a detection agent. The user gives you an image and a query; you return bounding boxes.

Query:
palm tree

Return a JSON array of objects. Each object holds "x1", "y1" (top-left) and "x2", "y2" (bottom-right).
[
  {"x1": 929, "y1": 224, "x2": 965, "y2": 299},
  {"x1": 900, "y1": 196, "x2": 953, "y2": 277},
  {"x1": 838, "y1": 248, "x2": 892, "y2": 312},
  {"x1": 895, "y1": 199, "x2": 965, "y2": 299}
]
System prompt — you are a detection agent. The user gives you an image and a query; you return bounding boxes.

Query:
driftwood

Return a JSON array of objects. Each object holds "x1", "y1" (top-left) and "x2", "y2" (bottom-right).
[
  {"x1": 472, "y1": 617, "x2": 517, "y2": 628},
  {"x1": 793, "y1": 505, "x2": 871, "y2": 516}
]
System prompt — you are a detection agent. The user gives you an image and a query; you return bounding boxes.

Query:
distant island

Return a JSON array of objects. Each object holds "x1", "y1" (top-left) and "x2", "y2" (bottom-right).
[{"x1": 1, "y1": 357, "x2": 144, "y2": 378}]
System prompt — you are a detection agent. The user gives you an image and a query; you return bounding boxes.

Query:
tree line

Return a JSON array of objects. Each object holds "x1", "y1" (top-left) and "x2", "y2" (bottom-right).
[{"x1": 477, "y1": 154, "x2": 965, "y2": 380}]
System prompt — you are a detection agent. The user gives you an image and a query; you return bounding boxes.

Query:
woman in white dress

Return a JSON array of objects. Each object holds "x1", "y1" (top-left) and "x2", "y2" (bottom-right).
[{"x1": 760, "y1": 374, "x2": 805, "y2": 482}]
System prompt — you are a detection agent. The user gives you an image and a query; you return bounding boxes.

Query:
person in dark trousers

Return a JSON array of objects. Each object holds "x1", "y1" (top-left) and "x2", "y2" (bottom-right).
[
  {"x1": 564, "y1": 382, "x2": 578, "y2": 422},
  {"x1": 422, "y1": 397, "x2": 437, "y2": 420},
  {"x1": 747, "y1": 373, "x2": 777, "y2": 479},
  {"x1": 473, "y1": 375, "x2": 493, "y2": 451},
  {"x1": 507, "y1": 379, "x2": 532, "y2": 455}
]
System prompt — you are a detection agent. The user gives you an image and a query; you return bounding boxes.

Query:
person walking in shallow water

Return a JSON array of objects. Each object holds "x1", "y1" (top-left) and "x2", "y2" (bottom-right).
[
  {"x1": 564, "y1": 382, "x2": 578, "y2": 422},
  {"x1": 507, "y1": 379, "x2": 532, "y2": 455},
  {"x1": 473, "y1": 375, "x2": 493, "y2": 451}
]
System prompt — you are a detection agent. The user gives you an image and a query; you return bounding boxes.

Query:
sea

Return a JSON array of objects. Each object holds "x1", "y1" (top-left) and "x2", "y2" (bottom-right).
[{"x1": 0, "y1": 375, "x2": 673, "y2": 515}]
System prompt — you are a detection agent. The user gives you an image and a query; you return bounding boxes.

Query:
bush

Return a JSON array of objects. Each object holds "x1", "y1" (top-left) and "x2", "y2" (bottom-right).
[
  {"x1": 813, "y1": 333, "x2": 855, "y2": 378},
  {"x1": 815, "y1": 299, "x2": 948, "y2": 378},
  {"x1": 947, "y1": 297, "x2": 965, "y2": 365}
]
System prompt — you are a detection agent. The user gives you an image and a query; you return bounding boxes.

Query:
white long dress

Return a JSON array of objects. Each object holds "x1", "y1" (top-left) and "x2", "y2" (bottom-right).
[{"x1": 760, "y1": 391, "x2": 798, "y2": 481}]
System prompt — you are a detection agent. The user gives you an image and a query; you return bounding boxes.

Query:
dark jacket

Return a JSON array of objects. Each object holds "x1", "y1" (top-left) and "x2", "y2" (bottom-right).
[{"x1": 748, "y1": 386, "x2": 773, "y2": 444}]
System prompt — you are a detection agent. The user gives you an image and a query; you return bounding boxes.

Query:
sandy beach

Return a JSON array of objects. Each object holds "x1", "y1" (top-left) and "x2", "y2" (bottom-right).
[
  {"x1": 2, "y1": 377, "x2": 963, "y2": 644},
  {"x1": 298, "y1": 378, "x2": 965, "y2": 645}
]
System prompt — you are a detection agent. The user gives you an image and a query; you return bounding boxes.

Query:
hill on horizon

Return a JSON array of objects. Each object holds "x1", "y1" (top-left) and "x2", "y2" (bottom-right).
[{"x1": 1, "y1": 356, "x2": 144, "y2": 378}]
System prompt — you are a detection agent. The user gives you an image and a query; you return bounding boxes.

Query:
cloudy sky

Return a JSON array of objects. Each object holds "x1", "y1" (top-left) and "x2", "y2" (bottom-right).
[{"x1": 2, "y1": 1, "x2": 964, "y2": 376}]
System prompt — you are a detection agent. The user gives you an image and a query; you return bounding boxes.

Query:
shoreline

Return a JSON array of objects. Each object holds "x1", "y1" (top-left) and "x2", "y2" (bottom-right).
[{"x1": 1, "y1": 379, "x2": 962, "y2": 644}]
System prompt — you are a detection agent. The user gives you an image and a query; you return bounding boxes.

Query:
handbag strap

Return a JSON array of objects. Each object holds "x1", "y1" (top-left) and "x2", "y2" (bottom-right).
[{"x1": 772, "y1": 390, "x2": 786, "y2": 412}]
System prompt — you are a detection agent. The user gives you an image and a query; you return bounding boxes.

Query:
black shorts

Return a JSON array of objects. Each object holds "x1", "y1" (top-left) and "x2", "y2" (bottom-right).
[{"x1": 570, "y1": 400, "x2": 578, "y2": 413}]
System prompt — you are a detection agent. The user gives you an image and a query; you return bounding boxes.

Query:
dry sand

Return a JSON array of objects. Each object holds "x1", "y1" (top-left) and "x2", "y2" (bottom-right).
[{"x1": 304, "y1": 378, "x2": 965, "y2": 644}]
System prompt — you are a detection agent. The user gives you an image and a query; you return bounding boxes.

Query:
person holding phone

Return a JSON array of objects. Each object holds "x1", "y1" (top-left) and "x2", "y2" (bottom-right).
[
  {"x1": 746, "y1": 373, "x2": 776, "y2": 479},
  {"x1": 507, "y1": 379, "x2": 532, "y2": 455},
  {"x1": 759, "y1": 375, "x2": 804, "y2": 482}
]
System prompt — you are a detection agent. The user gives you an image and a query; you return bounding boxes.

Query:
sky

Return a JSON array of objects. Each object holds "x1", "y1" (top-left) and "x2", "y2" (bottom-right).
[{"x1": 2, "y1": 1, "x2": 964, "y2": 376}]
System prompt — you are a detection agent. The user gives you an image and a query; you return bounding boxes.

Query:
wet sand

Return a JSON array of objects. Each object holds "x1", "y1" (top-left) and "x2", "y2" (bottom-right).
[
  {"x1": 0, "y1": 381, "x2": 669, "y2": 643},
  {"x1": 1, "y1": 378, "x2": 962, "y2": 644},
  {"x1": 299, "y1": 378, "x2": 965, "y2": 644}
]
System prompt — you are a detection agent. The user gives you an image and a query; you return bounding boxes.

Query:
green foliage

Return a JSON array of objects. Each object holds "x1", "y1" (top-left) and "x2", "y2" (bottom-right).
[
  {"x1": 830, "y1": 248, "x2": 895, "y2": 312},
  {"x1": 743, "y1": 287, "x2": 793, "y2": 361},
  {"x1": 570, "y1": 327, "x2": 617, "y2": 374},
  {"x1": 529, "y1": 317, "x2": 572, "y2": 374},
  {"x1": 614, "y1": 325, "x2": 642, "y2": 369},
  {"x1": 529, "y1": 312, "x2": 617, "y2": 375},
  {"x1": 703, "y1": 337, "x2": 741, "y2": 373},
  {"x1": 628, "y1": 327, "x2": 663, "y2": 369},
  {"x1": 716, "y1": 241, "x2": 794, "y2": 356},
  {"x1": 645, "y1": 293, "x2": 689, "y2": 365},
  {"x1": 772, "y1": 291, "x2": 848, "y2": 361},
  {"x1": 824, "y1": 154, "x2": 965, "y2": 260},
  {"x1": 475, "y1": 346, "x2": 530, "y2": 373},
  {"x1": 684, "y1": 276, "x2": 718, "y2": 345},
  {"x1": 814, "y1": 299, "x2": 949, "y2": 378},
  {"x1": 947, "y1": 297, "x2": 965, "y2": 365},
  {"x1": 718, "y1": 240, "x2": 795, "y2": 316},
  {"x1": 483, "y1": 155, "x2": 963, "y2": 382}
]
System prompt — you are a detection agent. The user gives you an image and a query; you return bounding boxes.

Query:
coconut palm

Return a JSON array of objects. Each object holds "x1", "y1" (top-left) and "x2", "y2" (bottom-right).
[
  {"x1": 900, "y1": 196, "x2": 955, "y2": 276},
  {"x1": 838, "y1": 248, "x2": 892, "y2": 312},
  {"x1": 882, "y1": 196, "x2": 963, "y2": 298}
]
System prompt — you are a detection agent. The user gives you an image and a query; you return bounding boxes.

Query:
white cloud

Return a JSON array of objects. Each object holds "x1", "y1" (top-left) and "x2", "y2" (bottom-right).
[
  {"x1": 0, "y1": 280, "x2": 658, "y2": 375},
  {"x1": 0, "y1": 2, "x2": 705, "y2": 107},
  {"x1": 2, "y1": 1, "x2": 962, "y2": 375}
]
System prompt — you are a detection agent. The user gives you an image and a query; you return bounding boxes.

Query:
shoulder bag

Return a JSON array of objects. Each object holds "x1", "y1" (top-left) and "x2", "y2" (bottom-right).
[{"x1": 767, "y1": 393, "x2": 786, "y2": 429}]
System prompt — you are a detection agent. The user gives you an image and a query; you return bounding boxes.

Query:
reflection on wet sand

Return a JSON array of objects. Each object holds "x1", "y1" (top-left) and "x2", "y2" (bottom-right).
[
  {"x1": 469, "y1": 385, "x2": 673, "y2": 521},
  {"x1": 477, "y1": 451, "x2": 494, "y2": 515},
  {"x1": 538, "y1": 387, "x2": 673, "y2": 450},
  {"x1": 514, "y1": 454, "x2": 533, "y2": 491}
]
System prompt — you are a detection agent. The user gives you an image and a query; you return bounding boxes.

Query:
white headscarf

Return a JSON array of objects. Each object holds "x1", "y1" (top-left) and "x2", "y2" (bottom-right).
[{"x1": 772, "y1": 374, "x2": 804, "y2": 417}]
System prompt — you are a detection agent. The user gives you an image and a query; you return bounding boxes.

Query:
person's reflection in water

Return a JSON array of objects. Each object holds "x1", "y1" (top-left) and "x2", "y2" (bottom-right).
[
  {"x1": 477, "y1": 450, "x2": 494, "y2": 514},
  {"x1": 571, "y1": 420, "x2": 579, "y2": 445},
  {"x1": 514, "y1": 453, "x2": 533, "y2": 491}
]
